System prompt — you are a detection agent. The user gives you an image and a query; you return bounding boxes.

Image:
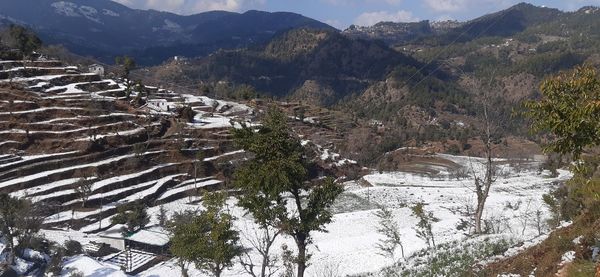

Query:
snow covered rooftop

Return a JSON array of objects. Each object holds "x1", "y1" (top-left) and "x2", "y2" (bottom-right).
[
  {"x1": 97, "y1": 224, "x2": 126, "y2": 239},
  {"x1": 97, "y1": 225, "x2": 170, "y2": 246},
  {"x1": 126, "y1": 227, "x2": 170, "y2": 246}
]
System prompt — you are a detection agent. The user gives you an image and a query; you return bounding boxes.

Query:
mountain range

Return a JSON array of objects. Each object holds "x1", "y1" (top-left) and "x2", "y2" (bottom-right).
[
  {"x1": 0, "y1": 0, "x2": 334, "y2": 64},
  {"x1": 139, "y1": 3, "x2": 600, "y2": 144}
]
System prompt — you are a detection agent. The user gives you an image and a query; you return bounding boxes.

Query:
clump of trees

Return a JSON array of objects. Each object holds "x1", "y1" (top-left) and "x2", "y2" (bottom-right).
[
  {"x1": 0, "y1": 25, "x2": 42, "y2": 59},
  {"x1": 232, "y1": 107, "x2": 343, "y2": 277},
  {"x1": 0, "y1": 193, "x2": 44, "y2": 265}
]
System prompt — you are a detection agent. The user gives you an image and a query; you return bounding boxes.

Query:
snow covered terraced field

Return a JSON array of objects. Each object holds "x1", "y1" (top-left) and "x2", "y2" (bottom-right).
[{"x1": 0, "y1": 58, "x2": 255, "y2": 234}]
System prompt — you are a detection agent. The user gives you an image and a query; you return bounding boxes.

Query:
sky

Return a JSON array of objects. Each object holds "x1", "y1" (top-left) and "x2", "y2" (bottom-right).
[{"x1": 111, "y1": 0, "x2": 600, "y2": 29}]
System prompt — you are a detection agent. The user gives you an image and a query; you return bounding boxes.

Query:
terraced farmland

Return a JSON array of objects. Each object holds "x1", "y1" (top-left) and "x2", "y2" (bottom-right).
[{"x1": 0, "y1": 58, "x2": 255, "y2": 234}]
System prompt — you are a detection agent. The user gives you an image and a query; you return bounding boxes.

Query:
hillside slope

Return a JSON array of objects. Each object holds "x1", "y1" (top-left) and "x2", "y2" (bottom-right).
[{"x1": 142, "y1": 28, "x2": 436, "y2": 107}]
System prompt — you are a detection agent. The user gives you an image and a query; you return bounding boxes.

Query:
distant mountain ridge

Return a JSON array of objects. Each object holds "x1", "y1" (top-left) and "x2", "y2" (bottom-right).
[
  {"x1": 343, "y1": 3, "x2": 564, "y2": 46},
  {"x1": 0, "y1": 0, "x2": 334, "y2": 64}
]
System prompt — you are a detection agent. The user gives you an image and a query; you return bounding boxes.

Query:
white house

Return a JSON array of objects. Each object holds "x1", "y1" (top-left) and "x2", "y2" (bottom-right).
[
  {"x1": 97, "y1": 225, "x2": 170, "y2": 254},
  {"x1": 88, "y1": 64, "x2": 105, "y2": 76}
]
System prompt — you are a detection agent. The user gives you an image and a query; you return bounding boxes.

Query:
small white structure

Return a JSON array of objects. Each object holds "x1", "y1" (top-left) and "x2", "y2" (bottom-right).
[
  {"x1": 97, "y1": 225, "x2": 170, "y2": 254},
  {"x1": 172, "y1": 56, "x2": 188, "y2": 64},
  {"x1": 126, "y1": 228, "x2": 170, "y2": 254},
  {"x1": 88, "y1": 64, "x2": 105, "y2": 76},
  {"x1": 97, "y1": 224, "x2": 126, "y2": 251}
]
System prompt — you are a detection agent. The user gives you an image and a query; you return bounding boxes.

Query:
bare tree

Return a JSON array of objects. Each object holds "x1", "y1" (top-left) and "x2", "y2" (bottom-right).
[
  {"x1": 411, "y1": 202, "x2": 438, "y2": 249},
  {"x1": 374, "y1": 206, "x2": 405, "y2": 260},
  {"x1": 75, "y1": 177, "x2": 93, "y2": 208},
  {"x1": 472, "y1": 74, "x2": 505, "y2": 234},
  {"x1": 239, "y1": 223, "x2": 282, "y2": 277},
  {"x1": 473, "y1": 104, "x2": 495, "y2": 234}
]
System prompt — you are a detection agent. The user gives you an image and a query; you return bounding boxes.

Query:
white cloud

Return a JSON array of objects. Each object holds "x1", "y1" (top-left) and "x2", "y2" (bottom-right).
[
  {"x1": 324, "y1": 0, "x2": 403, "y2": 6},
  {"x1": 324, "y1": 19, "x2": 345, "y2": 30},
  {"x1": 436, "y1": 14, "x2": 455, "y2": 21},
  {"x1": 354, "y1": 10, "x2": 418, "y2": 26},
  {"x1": 423, "y1": 0, "x2": 515, "y2": 13},
  {"x1": 112, "y1": 0, "x2": 265, "y2": 14},
  {"x1": 423, "y1": 0, "x2": 468, "y2": 12}
]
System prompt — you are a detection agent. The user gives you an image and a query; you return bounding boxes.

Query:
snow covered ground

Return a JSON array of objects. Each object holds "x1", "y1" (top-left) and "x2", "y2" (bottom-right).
[{"x1": 52, "y1": 154, "x2": 570, "y2": 277}]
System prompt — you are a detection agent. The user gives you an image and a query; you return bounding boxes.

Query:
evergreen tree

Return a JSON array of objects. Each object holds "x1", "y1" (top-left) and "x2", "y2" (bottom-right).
[
  {"x1": 115, "y1": 56, "x2": 136, "y2": 79},
  {"x1": 110, "y1": 201, "x2": 150, "y2": 235},
  {"x1": 157, "y1": 205, "x2": 168, "y2": 227},
  {"x1": 232, "y1": 107, "x2": 343, "y2": 277},
  {"x1": 169, "y1": 192, "x2": 243, "y2": 277}
]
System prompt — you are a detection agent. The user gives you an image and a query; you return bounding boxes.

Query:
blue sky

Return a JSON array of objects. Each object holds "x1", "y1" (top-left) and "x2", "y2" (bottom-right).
[{"x1": 112, "y1": 0, "x2": 600, "y2": 29}]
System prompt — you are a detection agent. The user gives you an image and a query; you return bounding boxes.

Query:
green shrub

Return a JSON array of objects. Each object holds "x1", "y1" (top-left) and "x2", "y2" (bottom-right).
[
  {"x1": 370, "y1": 237, "x2": 514, "y2": 277},
  {"x1": 64, "y1": 240, "x2": 83, "y2": 256}
]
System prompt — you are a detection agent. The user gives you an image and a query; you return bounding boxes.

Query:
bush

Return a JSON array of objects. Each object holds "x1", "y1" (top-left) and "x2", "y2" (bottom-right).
[
  {"x1": 67, "y1": 269, "x2": 85, "y2": 277},
  {"x1": 446, "y1": 144, "x2": 461, "y2": 155},
  {"x1": 373, "y1": 237, "x2": 514, "y2": 277},
  {"x1": 46, "y1": 245, "x2": 66, "y2": 276},
  {"x1": 64, "y1": 240, "x2": 83, "y2": 256}
]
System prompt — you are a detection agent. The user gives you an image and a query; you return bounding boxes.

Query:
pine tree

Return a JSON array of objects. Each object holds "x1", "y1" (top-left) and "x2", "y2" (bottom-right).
[
  {"x1": 115, "y1": 56, "x2": 136, "y2": 79},
  {"x1": 232, "y1": 107, "x2": 343, "y2": 277},
  {"x1": 0, "y1": 194, "x2": 43, "y2": 265},
  {"x1": 157, "y1": 205, "x2": 167, "y2": 227}
]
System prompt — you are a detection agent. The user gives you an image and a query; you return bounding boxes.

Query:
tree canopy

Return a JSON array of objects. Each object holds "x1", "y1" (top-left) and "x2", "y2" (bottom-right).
[
  {"x1": 524, "y1": 65, "x2": 600, "y2": 159},
  {"x1": 169, "y1": 191, "x2": 243, "y2": 277}
]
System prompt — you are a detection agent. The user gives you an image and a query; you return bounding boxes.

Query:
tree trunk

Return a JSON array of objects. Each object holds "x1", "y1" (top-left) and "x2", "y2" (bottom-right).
[
  {"x1": 474, "y1": 98, "x2": 495, "y2": 234},
  {"x1": 213, "y1": 265, "x2": 223, "y2": 277},
  {"x1": 474, "y1": 194, "x2": 486, "y2": 234},
  {"x1": 399, "y1": 243, "x2": 405, "y2": 259},
  {"x1": 296, "y1": 236, "x2": 307, "y2": 277},
  {"x1": 178, "y1": 260, "x2": 189, "y2": 277},
  {"x1": 260, "y1": 251, "x2": 269, "y2": 277},
  {"x1": 6, "y1": 236, "x2": 15, "y2": 265}
]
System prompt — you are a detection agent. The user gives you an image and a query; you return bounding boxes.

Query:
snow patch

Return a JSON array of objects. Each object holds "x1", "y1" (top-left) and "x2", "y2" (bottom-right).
[
  {"x1": 102, "y1": 9, "x2": 119, "y2": 16},
  {"x1": 51, "y1": 1, "x2": 80, "y2": 17},
  {"x1": 560, "y1": 250, "x2": 576, "y2": 265}
]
